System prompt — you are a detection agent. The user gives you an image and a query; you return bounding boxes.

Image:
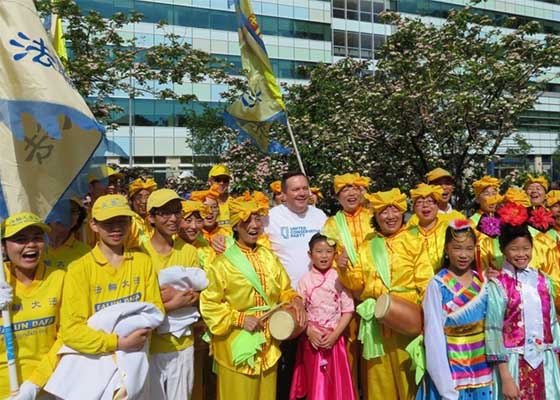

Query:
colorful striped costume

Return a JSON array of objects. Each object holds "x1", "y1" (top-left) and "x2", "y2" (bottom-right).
[{"x1": 418, "y1": 269, "x2": 492, "y2": 400}]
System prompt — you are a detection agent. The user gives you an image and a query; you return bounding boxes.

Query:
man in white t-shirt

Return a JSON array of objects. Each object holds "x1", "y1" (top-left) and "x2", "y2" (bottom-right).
[{"x1": 264, "y1": 171, "x2": 327, "y2": 400}]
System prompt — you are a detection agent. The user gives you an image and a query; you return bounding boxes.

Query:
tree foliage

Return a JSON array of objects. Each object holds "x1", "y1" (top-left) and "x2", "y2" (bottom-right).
[
  {"x1": 35, "y1": 0, "x2": 240, "y2": 129},
  {"x1": 214, "y1": 7, "x2": 560, "y2": 212}
]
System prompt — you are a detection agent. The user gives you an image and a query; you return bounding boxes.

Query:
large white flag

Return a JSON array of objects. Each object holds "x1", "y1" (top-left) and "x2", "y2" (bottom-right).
[{"x1": 0, "y1": 0, "x2": 105, "y2": 222}]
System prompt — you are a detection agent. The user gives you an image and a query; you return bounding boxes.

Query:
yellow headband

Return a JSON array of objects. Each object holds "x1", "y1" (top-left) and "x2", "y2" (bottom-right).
[
  {"x1": 181, "y1": 200, "x2": 209, "y2": 219},
  {"x1": 310, "y1": 187, "x2": 324, "y2": 200},
  {"x1": 229, "y1": 198, "x2": 268, "y2": 227},
  {"x1": 365, "y1": 188, "x2": 407, "y2": 214},
  {"x1": 269, "y1": 180, "x2": 282, "y2": 194},
  {"x1": 503, "y1": 187, "x2": 531, "y2": 207},
  {"x1": 190, "y1": 184, "x2": 220, "y2": 202},
  {"x1": 128, "y1": 178, "x2": 157, "y2": 197},
  {"x1": 410, "y1": 183, "x2": 443, "y2": 203},
  {"x1": 480, "y1": 194, "x2": 503, "y2": 208},
  {"x1": 524, "y1": 174, "x2": 549, "y2": 191},
  {"x1": 472, "y1": 176, "x2": 501, "y2": 198},
  {"x1": 333, "y1": 173, "x2": 370, "y2": 194},
  {"x1": 546, "y1": 190, "x2": 560, "y2": 207}
]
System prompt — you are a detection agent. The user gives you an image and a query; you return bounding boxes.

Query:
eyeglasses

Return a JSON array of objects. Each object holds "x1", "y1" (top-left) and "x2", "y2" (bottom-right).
[
  {"x1": 154, "y1": 210, "x2": 182, "y2": 219},
  {"x1": 414, "y1": 199, "x2": 436, "y2": 207}
]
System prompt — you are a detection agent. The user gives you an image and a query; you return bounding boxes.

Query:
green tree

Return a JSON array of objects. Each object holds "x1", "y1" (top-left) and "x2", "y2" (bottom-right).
[
  {"x1": 217, "y1": 6, "x2": 559, "y2": 211},
  {"x1": 35, "y1": 0, "x2": 237, "y2": 130}
]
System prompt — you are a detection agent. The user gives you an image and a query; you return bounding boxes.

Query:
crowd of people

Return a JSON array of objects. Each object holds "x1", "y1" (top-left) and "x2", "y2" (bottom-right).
[{"x1": 1, "y1": 163, "x2": 560, "y2": 400}]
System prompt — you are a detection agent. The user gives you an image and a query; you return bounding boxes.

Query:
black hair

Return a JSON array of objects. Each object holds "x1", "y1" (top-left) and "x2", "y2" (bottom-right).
[
  {"x1": 441, "y1": 223, "x2": 477, "y2": 270},
  {"x1": 308, "y1": 233, "x2": 334, "y2": 251},
  {"x1": 499, "y1": 223, "x2": 533, "y2": 251},
  {"x1": 281, "y1": 171, "x2": 308, "y2": 193}
]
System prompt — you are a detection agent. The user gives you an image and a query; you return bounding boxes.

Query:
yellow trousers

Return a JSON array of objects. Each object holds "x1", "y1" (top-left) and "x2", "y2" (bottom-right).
[
  {"x1": 216, "y1": 363, "x2": 277, "y2": 400},
  {"x1": 363, "y1": 334, "x2": 415, "y2": 400},
  {"x1": 346, "y1": 313, "x2": 360, "y2": 397}
]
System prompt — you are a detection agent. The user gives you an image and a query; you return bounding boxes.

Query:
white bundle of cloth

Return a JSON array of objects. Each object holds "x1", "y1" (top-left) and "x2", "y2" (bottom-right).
[
  {"x1": 45, "y1": 302, "x2": 164, "y2": 400},
  {"x1": 156, "y1": 266, "x2": 208, "y2": 338}
]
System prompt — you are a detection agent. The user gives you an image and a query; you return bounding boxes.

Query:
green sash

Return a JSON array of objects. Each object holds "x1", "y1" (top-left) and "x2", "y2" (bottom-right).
[
  {"x1": 406, "y1": 334, "x2": 425, "y2": 384},
  {"x1": 223, "y1": 243, "x2": 272, "y2": 367},
  {"x1": 492, "y1": 237, "x2": 504, "y2": 269},
  {"x1": 334, "y1": 211, "x2": 359, "y2": 266},
  {"x1": 470, "y1": 213, "x2": 481, "y2": 225},
  {"x1": 547, "y1": 229, "x2": 559, "y2": 242},
  {"x1": 357, "y1": 237, "x2": 413, "y2": 359}
]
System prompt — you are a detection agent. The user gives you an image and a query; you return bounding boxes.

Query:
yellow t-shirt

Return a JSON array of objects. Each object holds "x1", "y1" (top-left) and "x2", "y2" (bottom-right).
[
  {"x1": 44, "y1": 236, "x2": 91, "y2": 270},
  {"x1": 216, "y1": 197, "x2": 233, "y2": 234},
  {"x1": 143, "y1": 238, "x2": 201, "y2": 353},
  {"x1": 60, "y1": 246, "x2": 163, "y2": 354},
  {"x1": 0, "y1": 262, "x2": 65, "y2": 396}
]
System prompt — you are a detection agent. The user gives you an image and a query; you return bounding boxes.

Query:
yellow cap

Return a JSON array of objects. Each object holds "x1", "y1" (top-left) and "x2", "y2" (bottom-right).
[
  {"x1": 208, "y1": 164, "x2": 231, "y2": 179},
  {"x1": 128, "y1": 178, "x2": 157, "y2": 197},
  {"x1": 333, "y1": 173, "x2": 370, "y2": 194},
  {"x1": 410, "y1": 183, "x2": 443, "y2": 203},
  {"x1": 147, "y1": 189, "x2": 181, "y2": 213},
  {"x1": 1, "y1": 212, "x2": 50, "y2": 239},
  {"x1": 546, "y1": 190, "x2": 560, "y2": 207},
  {"x1": 472, "y1": 176, "x2": 501, "y2": 198},
  {"x1": 92, "y1": 195, "x2": 135, "y2": 221},
  {"x1": 426, "y1": 167, "x2": 453, "y2": 183},
  {"x1": 524, "y1": 174, "x2": 549, "y2": 191},
  {"x1": 365, "y1": 188, "x2": 407, "y2": 214},
  {"x1": 503, "y1": 187, "x2": 531, "y2": 208},
  {"x1": 88, "y1": 165, "x2": 124, "y2": 184},
  {"x1": 269, "y1": 181, "x2": 282, "y2": 194},
  {"x1": 182, "y1": 200, "x2": 210, "y2": 218}
]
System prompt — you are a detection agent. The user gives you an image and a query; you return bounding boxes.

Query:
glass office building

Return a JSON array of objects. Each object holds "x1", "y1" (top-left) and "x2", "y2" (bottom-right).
[{"x1": 76, "y1": 0, "x2": 560, "y2": 179}]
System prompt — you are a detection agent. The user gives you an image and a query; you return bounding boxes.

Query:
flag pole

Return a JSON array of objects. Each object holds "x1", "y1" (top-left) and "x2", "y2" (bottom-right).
[
  {"x1": 0, "y1": 230, "x2": 19, "y2": 394},
  {"x1": 285, "y1": 117, "x2": 306, "y2": 176}
]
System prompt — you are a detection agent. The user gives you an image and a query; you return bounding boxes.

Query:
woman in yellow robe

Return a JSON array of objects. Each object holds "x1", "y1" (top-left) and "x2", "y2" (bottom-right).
[
  {"x1": 337, "y1": 188, "x2": 433, "y2": 400},
  {"x1": 406, "y1": 183, "x2": 448, "y2": 272},
  {"x1": 200, "y1": 197, "x2": 304, "y2": 400}
]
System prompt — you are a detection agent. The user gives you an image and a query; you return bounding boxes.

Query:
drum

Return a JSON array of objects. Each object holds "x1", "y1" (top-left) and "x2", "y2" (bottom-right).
[
  {"x1": 374, "y1": 293, "x2": 423, "y2": 336},
  {"x1": 269, "y1": 308, "x2": 305, "y2": 341}
]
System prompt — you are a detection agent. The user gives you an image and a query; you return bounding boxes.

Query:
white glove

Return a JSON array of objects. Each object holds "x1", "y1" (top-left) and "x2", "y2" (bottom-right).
[
  {"x1": 0, "y1": 281, "x2": 13, "y2": 309},
  {"x1": 8, "y1": 381, "x2": 40, "y2": 400}
]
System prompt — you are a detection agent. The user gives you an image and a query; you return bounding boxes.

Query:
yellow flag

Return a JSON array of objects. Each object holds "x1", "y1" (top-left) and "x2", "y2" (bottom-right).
[
  {"x1": 224, "y1": 0, "x2": 288, "y2": 153},
  {"x1": 0, "y1": 0, "x2": 105, "y2": 222}
]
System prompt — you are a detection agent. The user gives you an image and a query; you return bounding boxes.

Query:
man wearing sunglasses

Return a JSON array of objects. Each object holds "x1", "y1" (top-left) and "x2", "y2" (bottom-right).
[{"x1": 208, "y1": 164, "x2": 233, "y2": 234}]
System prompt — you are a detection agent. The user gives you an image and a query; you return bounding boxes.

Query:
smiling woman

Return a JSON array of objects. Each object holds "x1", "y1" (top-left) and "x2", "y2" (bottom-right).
[{"x1": 0, "y1": 212, "x2": 65, "y2": 398}]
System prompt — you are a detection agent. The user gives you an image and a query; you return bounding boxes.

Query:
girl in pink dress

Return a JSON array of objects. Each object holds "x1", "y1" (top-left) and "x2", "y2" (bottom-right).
[{"x1": 290, "y1": 233, "x2": 356, "y2": 400}]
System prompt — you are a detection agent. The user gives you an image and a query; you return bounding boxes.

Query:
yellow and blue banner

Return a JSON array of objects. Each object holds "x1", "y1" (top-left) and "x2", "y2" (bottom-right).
[
  {"x1": 0, "y1": 0, "x2": 106, "y2": 223},
  {"x1": 224, "y1": 0, "x2": 289, "y2": 153}
]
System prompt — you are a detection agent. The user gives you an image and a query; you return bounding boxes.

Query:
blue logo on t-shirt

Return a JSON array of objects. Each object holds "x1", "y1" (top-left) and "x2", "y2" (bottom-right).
[{"x1": 280, "y1": 226, "x2": 320, "y2": 239}]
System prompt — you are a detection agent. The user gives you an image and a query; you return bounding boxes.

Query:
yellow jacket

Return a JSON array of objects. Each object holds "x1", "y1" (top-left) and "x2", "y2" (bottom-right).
[
  {"x1": 202, "y1": 225, "x2": 232, "y2": 244},
  {"x1": 143, "y1": 238, "x2": 201, "y2": 353},
  {"x1": 190, "y1": 235, "x2": 217, "y2": 269},
  {"x1": 60, "y1": 246, "x2": 164, "y2": 354},
  {"x1": 322, "y1": 207, "x2": 374, "y2": 264},
  {"x1": 44, "y1": 236, "x2": 91, "y2": 270},
  {"x1": 405, "y1": 217, "x2": 447, "y2": 272},
  {"x1": 200, "y1": 243, "x2": 298, "y2": 375},
  {"x1": 336, "y1": 228, "x2": 433, "y2": 306},
  {"x1": 131, "y1": 212, "x2": 153, "y2": 244},
  {"x1": 0, "y1": 262, "x2": 64, "y2": 396}
]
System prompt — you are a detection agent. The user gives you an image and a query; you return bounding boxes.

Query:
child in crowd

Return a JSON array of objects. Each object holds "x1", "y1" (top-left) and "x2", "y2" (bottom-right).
[
  {"x1": 486, "y1": 220, "x2": 560, "y2": 399},
  {"x1": 0, "y1": 213, "x2": 65, "y2": 399},
  {"x1": 419, "y1": 219, "x2": 492, "y2": 399},
  {"x1": 290, "y1": 233, "x2": 355, "y2": 400}
]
